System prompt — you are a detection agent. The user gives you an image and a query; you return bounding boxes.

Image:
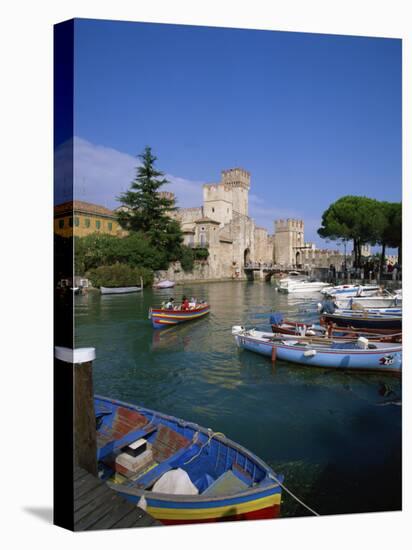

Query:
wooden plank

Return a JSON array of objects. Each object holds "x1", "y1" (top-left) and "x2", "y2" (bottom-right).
[
  {"x1": 74, "y1": 467, "x2": 89, "y2": 482},
  {"x1": 73, "y1": 467, "x2": 161, "y2": 530},
  {"x1": 74, "y1": 484, "x2": 110, "y2": 515},
  {"x1": 86, "y1": 499, "x2": 140, "y2": 530}
]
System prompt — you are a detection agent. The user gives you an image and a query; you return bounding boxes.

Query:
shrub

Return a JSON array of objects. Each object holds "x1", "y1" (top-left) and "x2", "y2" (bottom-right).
[{"x1": 86, "y1": 264, "x2": 153, "y2": 288}]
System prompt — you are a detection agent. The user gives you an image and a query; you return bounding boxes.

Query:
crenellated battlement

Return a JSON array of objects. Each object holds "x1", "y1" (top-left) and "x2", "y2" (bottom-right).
[
  {"x1": 274, "y1": 218, "x2": 304, "y2": 232},
  {"x1": 221, "y1": 168, "x2": 250, "y2": 190}
]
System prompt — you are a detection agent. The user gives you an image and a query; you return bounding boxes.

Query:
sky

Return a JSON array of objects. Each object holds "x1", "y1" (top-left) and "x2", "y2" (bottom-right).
[{"x1": 58, "y1": 19, "x2": 402, "y2": 247}]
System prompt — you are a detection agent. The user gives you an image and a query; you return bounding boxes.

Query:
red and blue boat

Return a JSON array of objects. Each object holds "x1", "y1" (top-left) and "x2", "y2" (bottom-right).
[
  {"x1": 149, "y1": 303, "x2": 210, "y2": 329},
  {"x1": 96, "y1": 395, "x2": 284, "y2": 525}
]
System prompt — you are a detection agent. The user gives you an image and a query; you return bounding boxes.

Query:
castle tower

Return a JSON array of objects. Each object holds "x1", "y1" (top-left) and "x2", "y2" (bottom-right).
[
  {"x1": 221, "y1": 168, "x2": 250, "y2": 217},
  {"x1": 203, "y1": 167, "x2": 251, "y2": 225},
  {"x1": 274, "y1": 219, "x2": 305, "y2": 266}
]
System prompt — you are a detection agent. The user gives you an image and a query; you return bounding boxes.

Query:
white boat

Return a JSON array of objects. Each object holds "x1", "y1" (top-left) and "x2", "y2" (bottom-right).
[
  {"x1": 335, "y1": 294, "x2": 402, "y2": 310},
  {"x1": 154, "y1": 280, "x2": 175, "y2": 289},
  {"x1": 278, "y1": 280, "x2": 330, "y2": 294},
  {"x1": 321, "y1": 284, "x2": 381, "y2": 298},
  {"x1": 100, "y1": 286, "x2": 142, "y2": 295}
]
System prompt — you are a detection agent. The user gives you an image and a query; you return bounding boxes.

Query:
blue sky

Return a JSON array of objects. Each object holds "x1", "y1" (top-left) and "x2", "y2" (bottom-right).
[{"x1": 67, "y1": 18, "x2": 401, "y2": 247}]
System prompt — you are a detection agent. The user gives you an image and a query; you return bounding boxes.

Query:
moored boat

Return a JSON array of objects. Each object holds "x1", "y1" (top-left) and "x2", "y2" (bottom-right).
[
  {"x1": 277, "y1": 280, "x2": 330, "y2": 294},
  {"x1": 149, "y1": 303, "x2": 210, "y2": 329},
  {"x1": 100, "y1": 286, "x2": 142, "y2": 295},
  {"x1": 233, "y1": 327, "x2": 402, "y2": 373},
  {"x1": 96, "y1": 395, "x2": 284, "y2": 524},
  {"x1": 154, "y1": 280, "x2": 176, "y2": 289},
  {"x1": 321, "y1": 310, "x2": 402, "y2": 330},
  {"x1": 321, "y1": 284, "x2": 381, "y2": 298}
]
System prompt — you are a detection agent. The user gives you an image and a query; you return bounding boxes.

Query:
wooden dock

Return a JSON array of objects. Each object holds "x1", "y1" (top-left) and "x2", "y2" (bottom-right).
[{"x1": 74, "y1": 466, "x2": 161, "y2": 530}]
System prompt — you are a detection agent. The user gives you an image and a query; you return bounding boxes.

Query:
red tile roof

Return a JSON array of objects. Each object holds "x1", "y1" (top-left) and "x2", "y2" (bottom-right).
[{"x1": 54, "y1": 201, "x2": 116, "y2": 218}]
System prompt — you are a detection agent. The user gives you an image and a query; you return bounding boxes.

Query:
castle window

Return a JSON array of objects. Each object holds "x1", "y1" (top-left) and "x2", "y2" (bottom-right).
[
  {"x1": 96, "y1": 220, "x2": 101, "y2": 229},
  {"x1": 84, "y1": 218, "x2": 90, "y2": 228},
  {"x1": 59, "y1": 219, "x2": 64, "y2": 229},
  {"x1": 74, "y1": 217, "x2": 80, "y2": 227},
  {"x1": 212, "y1": 207, "x2": 215, "y2": 213},
  {"x1": 108, "y1": 222, "x2": 113, "y2": 231}
]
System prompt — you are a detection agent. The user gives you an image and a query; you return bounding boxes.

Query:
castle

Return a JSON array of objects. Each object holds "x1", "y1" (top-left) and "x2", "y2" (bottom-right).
[{"x1": 165, "y1": 167, "x2": 348, "y2": 281}]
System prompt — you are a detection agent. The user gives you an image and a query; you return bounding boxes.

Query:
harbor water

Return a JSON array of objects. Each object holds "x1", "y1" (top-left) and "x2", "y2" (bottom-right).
[{"x1": 75, "y1": 281, "x2": 401, "y2": 517}]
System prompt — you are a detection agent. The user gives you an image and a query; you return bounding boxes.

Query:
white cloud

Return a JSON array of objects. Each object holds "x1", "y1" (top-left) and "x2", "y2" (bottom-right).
[{"x1": 54, "y1": 137, "x2": 204, "y2": 209}]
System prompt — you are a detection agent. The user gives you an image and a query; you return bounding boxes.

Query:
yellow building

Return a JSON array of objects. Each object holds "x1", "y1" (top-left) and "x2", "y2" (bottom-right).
[{"x1": 54, "y1": 200, "x2": 125, "y2": 238}]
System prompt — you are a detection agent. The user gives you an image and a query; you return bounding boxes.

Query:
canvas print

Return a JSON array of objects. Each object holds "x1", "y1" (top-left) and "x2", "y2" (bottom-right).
[{"x1": 54, "y1": 19, "x2": 402, "y2": 530}]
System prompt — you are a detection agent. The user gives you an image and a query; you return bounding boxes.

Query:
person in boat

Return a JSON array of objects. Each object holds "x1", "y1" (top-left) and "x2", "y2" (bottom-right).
[
  {"x1": 181, "y1": 296, "x2": 190, "y2": 311},
  {"x1": 165, "y1": 297, "x2": 175, "y2": 310},
  {"x1": 189, "y1": 296, "x2": 196, "y2": 309}
]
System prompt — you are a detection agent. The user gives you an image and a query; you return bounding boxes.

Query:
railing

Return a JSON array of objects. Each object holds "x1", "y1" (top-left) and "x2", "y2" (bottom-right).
[{"x1": 186, "y1": 242, "x2": 209, "y2": 249}]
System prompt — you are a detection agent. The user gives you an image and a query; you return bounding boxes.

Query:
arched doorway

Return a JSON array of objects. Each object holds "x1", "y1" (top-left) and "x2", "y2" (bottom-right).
[
  {"x1": 244, "y1": 248, "x2": 251, "y2": 266},
  {"x1": 295, "y1": 251, "x2": 301, "y2": 268}
]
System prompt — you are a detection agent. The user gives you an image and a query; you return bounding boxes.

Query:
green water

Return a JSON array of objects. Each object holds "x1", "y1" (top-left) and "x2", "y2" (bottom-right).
[{"x1": 75, "y1": 281, "x2": 401, "y2": 517}]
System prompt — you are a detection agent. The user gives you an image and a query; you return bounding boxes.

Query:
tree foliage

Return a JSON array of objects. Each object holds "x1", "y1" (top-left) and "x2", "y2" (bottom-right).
[
  {"x1": 318, "y1": 196, "x2": 392, "y2": 267},
  {"x1": 86, "y1": 264, "x2": 153, "y2": 288}
]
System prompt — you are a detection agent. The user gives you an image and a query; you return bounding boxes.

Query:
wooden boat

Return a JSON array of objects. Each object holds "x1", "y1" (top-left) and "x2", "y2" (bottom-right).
[
  {"x1": 321, "y1": 310, "x2": 402, "y2": 330},
  {"x1": 149, "y1": 303, "x2": 210, "y2": 329},
  {"x1": 100, "y1": 286, "x2": 142, "y2": 295},
  {"x1": 269, "y1": 313, "x2": 401, "y2": 342},
  {"x1": 96, "y1": 395, "x2": 283, "y2": 525},
  {"x1": 335, "y1": 292, "x2": 402, "y2": 310},
  {"x1": 154, "y1": 280, "x2": 175, "y2": 289},
  {"x1": 233, "y1": 327, "x2": 402, "y2": 374}
]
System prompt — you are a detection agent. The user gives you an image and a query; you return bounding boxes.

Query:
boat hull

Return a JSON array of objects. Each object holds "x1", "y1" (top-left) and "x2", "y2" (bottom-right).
[
  {"x1": 321, "y1": 313, "x2": 402, "y2": 330},
  {"x1": 100, "y1": 286, "x2": 141, "y2": 294},
  {"x1": 150, "y1": 305, "x2": 210, "y2": 328},
  {"x1": 234, "y1": 333, "x2": 402, "y2": 373},
  {"x1": 96, "y1": 395, "x2": 283, "y2": 525}
]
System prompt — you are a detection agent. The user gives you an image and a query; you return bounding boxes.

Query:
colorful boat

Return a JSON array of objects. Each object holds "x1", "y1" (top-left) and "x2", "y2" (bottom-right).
[
  {"x1": 233, "y1": 327, "x2": 402, "y2": 374},
  {"x1": 321, "y1": 310, "x2": 402, "y2": 330},
  {"x1": 149, "y1": 304, "x2": 210, "y2": 329},
  {"x1": 96, "y1": 395, "x2": 284, "y2": 525}
]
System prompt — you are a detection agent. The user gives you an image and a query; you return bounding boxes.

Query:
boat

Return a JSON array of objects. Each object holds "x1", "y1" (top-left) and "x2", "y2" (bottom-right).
[
  {"x1": 100, "y1": 286, "x2": 142, "y2": 295},
  {"x1": 335, "y1": 294, "x2": 402, "y2": 310},
  {"x1": 277, "y1": 280, "x2": 330, "y2": 294},
  {"x1": 100, "y1": 277, "x2": 143, "y2": 295},
  {"x1": 269, "y1": 314, "x2": 401, "y2": 343},
  {"x1": 149, "y1": 303, "x2": 210, "y2": 329},
  {"x1": 154, "y1": 280, "x2": 176, "y2": 289},
  {"x1": 320, "y1": 310, "x2": 402, "y2": 330},
  {"x1": 321, "y1": 284, "x2": 381, "y2": 298},
  {"x1": 95, "y1": 395, "x2": 284, "y2": 524},
  {"x1": 232, "y1": 327, "x2": 402, "y2": 374}
]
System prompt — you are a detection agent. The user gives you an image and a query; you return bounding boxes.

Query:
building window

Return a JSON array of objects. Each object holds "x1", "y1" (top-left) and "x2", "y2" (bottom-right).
[
  {"x1": 84, "y1": 218, "x2": 90, "y2": 228},
  {"x1": 212, "y1": 207, "x2": 215, "y2": 213},
  {"x1": 96, "y1": 220, "x2": 101, "y2": 229},
  {"x1": 69, "y1": 217, "x2": 73, "y2": 227},
  {"x1": 108, "y1": 222, "x2": 113, "y2": 231},
  {"x1": 227, "y1": 208, "x2": 229, "y2": 213},
  {"x1": 74, "y1": 217, "x2": 80, "y2": 227},
  {"x1": 58, "y1": 219, "x2": 64, "y2": 229}
]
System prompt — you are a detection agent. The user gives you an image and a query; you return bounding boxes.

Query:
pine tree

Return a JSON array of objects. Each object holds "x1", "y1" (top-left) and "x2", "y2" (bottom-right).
[{"x1": 117, "y1": 146, "x2": 183, "y2": 258}]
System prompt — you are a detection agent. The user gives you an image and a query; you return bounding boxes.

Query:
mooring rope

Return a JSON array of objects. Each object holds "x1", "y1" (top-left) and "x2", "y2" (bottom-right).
[
  {"x1": 183, "y1": 431, "x2": 226, "y2": 465},
  {"x1": 269, "y1": 473, "x2": 320, "y2": 516}
]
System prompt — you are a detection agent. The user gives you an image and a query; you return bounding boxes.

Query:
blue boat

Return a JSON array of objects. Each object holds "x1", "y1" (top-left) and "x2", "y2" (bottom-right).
[
  {"x1": 95, "y1": 395, "x2": 284, "y2": 525},
  {"x1": 233, "y1": 327, "x2": 402, "y2": 374}
]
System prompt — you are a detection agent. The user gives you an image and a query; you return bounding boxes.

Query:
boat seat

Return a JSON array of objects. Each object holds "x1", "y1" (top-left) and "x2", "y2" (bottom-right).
[
  {"x1": 151, "y1": 424, "x2": 191, "y2": 463},
  {"x1": 202, "y1": 469, "x2": 249, "y2": 497},
  {"x1": 97, "y1": 407, "x2": 154, "y2": 460}
]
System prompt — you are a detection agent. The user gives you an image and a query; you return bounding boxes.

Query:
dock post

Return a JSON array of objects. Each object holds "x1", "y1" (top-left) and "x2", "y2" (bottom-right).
[{"x1": 55, "y1": 347, "x2": 98, "y2": 476}]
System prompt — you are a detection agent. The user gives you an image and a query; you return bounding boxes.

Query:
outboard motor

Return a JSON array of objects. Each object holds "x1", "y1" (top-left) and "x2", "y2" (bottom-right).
[{"x1": 270, "y1": 312, "x2": 284, "y2": 326}]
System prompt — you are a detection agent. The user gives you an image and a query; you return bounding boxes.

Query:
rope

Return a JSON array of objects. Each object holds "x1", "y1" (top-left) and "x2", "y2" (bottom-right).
[
  {"x1": 183, "y1": 431, "x2": 226, "y2": 465},
  {"x1": 269, "y1": 473, "x2": 320, "y2": 516},
  {"x1": 183, "y1": 431, "x2": 320, "y2": 516}
]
